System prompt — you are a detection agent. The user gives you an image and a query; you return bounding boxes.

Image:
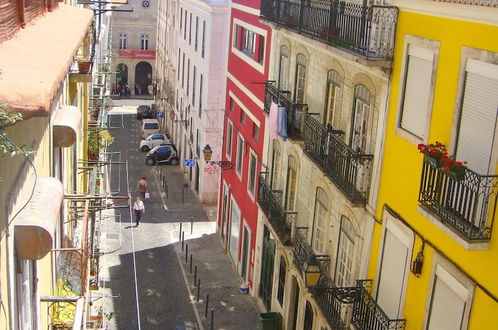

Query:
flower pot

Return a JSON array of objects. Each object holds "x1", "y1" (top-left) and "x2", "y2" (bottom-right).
[
  {"x1": 78, "y1": 61, "x2": 92, "y2": 74},
  {"x1": 445, "y1": 166, "x2": 466, "y2": 181},
  {"x1": 424, "y1": 155, "x2": 442, "y2": 168}
]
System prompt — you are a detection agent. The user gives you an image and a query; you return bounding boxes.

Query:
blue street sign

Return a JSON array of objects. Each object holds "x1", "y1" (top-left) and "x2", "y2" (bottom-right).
[
  {"x1": 157, "y1": 112, "x2": 165, "y2": 118},
  {"x1": 184, "y1": 159, "x2": 196, "y2": 167}
]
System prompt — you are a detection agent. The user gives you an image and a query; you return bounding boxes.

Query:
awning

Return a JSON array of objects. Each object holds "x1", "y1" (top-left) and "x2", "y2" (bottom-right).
[
  {"x1": 53, "y1": 106, "x2": 81, "y2": 147},
  {"x1": 15, "y1": 177, "x2": 63, "y2": 260},
  {"x1": 0, "y1": 5, "x2": 93, "y2": 119}
]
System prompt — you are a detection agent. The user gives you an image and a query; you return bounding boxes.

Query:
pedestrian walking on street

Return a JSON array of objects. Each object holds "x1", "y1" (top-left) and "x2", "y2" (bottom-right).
[
  {"x1": 137, "y1": 176, "x2": 148, "y2": 199},
  {"x1": 133, "y1": 196, "x2": 145, "y2": 227}
]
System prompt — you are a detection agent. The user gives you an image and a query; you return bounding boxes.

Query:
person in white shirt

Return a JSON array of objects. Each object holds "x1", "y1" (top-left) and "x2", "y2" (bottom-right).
[{"x1": 133, "y1": 196, "x2": 145, "y2": 227}]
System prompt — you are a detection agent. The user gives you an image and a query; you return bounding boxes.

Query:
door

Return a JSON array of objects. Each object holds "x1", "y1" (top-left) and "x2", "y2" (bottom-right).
[
  {"x1": 350, "y1": 85, "x2": 371, "y2": 154},
  {"x1": 241, "y1": 226, "x2": 250, "y2": 282},
  {"x1": 221, "y1": 183, "x2": 230, "y2": 247},
  {"x1": 259, "y1": 225, "x2": 275, "y2": 310},
  {"x1": 229, "y1": 199, "x2": 241, "y2": 263},
  {"x1": 157, "y1": 146, "x2": 171, "y2": 163},
  {"x1": 290, "y1": 276, "x2": 300, "y2": 330},
  {"x1": 151, "y1": 134, "x2": 163, "y2": 148}
]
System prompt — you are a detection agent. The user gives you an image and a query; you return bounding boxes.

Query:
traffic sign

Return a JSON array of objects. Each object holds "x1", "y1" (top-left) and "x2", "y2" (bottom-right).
[
  {"x1": 184, "y1": 159, "x2": 196, "y2": 167},
  {"x1": 157, "y1": 112, "x2": 165, "y2": 118}
]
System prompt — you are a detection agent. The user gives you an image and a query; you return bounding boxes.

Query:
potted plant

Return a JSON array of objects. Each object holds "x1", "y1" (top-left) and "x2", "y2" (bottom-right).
[
  {"x1": 418, "y1": 141, "x2": 447, "y2": 168},
  {"x1": 88, "y1": 129, "x2": 114, "y2": 160},
  {"x1": 440, "y1": 153, "x2": 467, "y2": 181}
]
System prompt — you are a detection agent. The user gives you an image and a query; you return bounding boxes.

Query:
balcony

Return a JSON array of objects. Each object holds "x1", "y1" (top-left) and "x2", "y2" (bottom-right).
[
  {"x1": 264, "y1": 81, "x2": 308, "y2": 141},
  {"x1": 258, "y1": 172, "x2": 296, "y2": 245},
  {"x1": 419, "y1": 158, "x2": 498, "y2": 241},
  {"x1": 260, "y1": 0, "x2": 398, "y2": 61},
  {"x1": 303, "y1": 114, "x2": 373, "y2": 204}
]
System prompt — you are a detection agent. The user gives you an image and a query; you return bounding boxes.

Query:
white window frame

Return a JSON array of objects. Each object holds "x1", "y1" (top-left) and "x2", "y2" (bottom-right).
[
  {"x1": 119, "y1": 33, "x2": 127, "y2": 49},
  {"x1": 231, "y1": 19, "x2": 266, "y2": 73},
  {"x1": 326, "y1": 70, "x2": 341, "y2": 128},
  {"x1": 334, "y1": 216, "x2": 356, "y2": 287},
  {"x1": 140, "y1": 34, "x2": 149, "y2": 50},
  {"x1": 226, "y1": 120, "x2": 233, "y2": 160},
  {"x1": 278, "y1": 45, "x2": 290, "y2": 91},
  {"x1": 312, "y1": 188, "x2": 329, "y2": 254},
  {"x1": 236, "y1": 133, "x2": 244, "y2": 178},
  {"x1": 294, "y1": 54, "x2": 307, "y2": 104},
  {"x1": 247, "y1": 149, "x2": 258, "y2": 198}
]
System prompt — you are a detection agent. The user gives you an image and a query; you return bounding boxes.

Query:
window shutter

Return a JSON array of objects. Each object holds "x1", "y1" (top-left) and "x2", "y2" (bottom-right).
[
  {"x1": 456, "y1": 60, "x2": 498, "y2": 175},
  {"x1": 400, "y1": 46, "x2": 434, "y2": 138}
]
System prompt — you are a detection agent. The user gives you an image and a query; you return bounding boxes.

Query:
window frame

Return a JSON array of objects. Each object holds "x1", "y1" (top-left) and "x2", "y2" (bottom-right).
[
  {"x1": 311, "y1": 187, "x2": 329, "y2": 254},
  {"x1": 226, "y1": 120, "x2": 233, "y2": 161},
  {"x1": 294, "y1": 53, "x2": 307, "y2": 104},
  {"x1": 247, "y1": 148, "x2": 258, "y2": 198},
  {"x1": 236, "y1": 133, "x2": 244, "y2": 178}
]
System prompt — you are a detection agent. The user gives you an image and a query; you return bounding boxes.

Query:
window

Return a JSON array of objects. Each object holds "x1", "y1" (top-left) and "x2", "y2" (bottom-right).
[
  {"x1": 180, "y1": 8, "x2": 183, "y2": 30},
  {"x1": 426, "y1": 265, "x2": 472, "y2": 330},
  {"x1": 140, "y1": 34, "x2": 149, "y2": 50},
  {"x1": 253, "y1": 123, "x2": 259, "y2": 141},
  {"x1": 229, "y1": 198, "x2": 241, "y2": 262},
  {"x1": 242, "y1": 29, "x2": 256, "y2": 55},
  {"x1": 277, "y1": 257, "x2": 286, "y2": 306},
  {"x1": 230, "y1": 98, "x2": 234, "y2": 112},
  {"x1": 177, "y1": 48, "x2": 181, "y2": 81},
  {"x1": 278, "y1": 45, "x2": 289, "y2": 91},
  {"x1": 202, "y1": 20, "x2": 206, "y2": 58},
  {"x1": 399, "y1": 46, "x2": 435, "y2": 138},
  {"x1": 195, "y1": 16, "x2": 199, "y2": 51},
  {"x1": 233, "y1": 23, "x2": 265, "y2": 64},
  {"x1": 271, "y1": 143, "x2": 281, "y2": 189},
  {"x1": 192, "y1": 66, "x2": 196, "y2": 105},
  {"x1": 350, "y1": 85, "x2": 371, "y2": 154},
  {"x1": 189, "y1": 13, "x2": 192, "y2": 45},
  {"x1": 312, "y1": 188, "x2": 328, "y2": 254},
  {"x1": 240, "y1": 111, "x2": 246, "y2": 125},
  {"x1": 182, "y1": 53, "x2": 185, "y2": 88},
  {"x1": 294, "y1": 54, "x2": 307, "y2": 103},
  {"x1": 17, "y1": 259, "x2": 36, "y2": 329},
  {"x1": 335, "y1": 216, "x2": 355, "y2": 287},
  {"x1": 236, "y1": 134, "x2": 244, "y2": 176},
  {"x1": 456, "y1": 59, "x2": 498, "y2": 175},
  {"x1": 184, "y1": 11, "x2": 187, "y2": 40},
  {"x1": 119, "y1": 33, "x2": 127, "y2": 49},
  {"x1": 199, "y1": 74, "x2": 203, "y2": 118},
  {"x1": 187, "y1": 59, "x2": 190, "y2": 97},
  {"x1": 325, "y1": 70, "x2": 341, "y2": 127},
  {"x1": 248, "y1": 150, "x2": 257, "y2": 196},
  {"x1": 226, "y1": 121, "x2": 233, "y2": 160},
  {"x1": 285, "y1": 156, "x2": 298, "y2": 211}
]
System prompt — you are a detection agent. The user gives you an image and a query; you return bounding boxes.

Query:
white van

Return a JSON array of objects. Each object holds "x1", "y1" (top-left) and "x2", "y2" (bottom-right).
[{"x1": 141, "y1": 119, "x2": 160, "y2": 138}]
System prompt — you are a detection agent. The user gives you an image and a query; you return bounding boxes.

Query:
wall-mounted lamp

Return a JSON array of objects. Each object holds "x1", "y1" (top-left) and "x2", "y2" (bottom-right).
[
  {"x1": 174, "y1": 119, "x2": 189, "y2": 127},
  {"x1": 411, "y1": 242, "x2": 425, "y2": 277},
  {"x1": 169, "y1": 110, "x2": 175, "y2": 121},
  {"x1": 202, "y1": 145, "x2": 232, "y2": 169}
]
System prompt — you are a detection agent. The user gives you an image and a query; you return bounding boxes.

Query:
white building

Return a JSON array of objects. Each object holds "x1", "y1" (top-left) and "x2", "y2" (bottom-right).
[
  {"x1": 111, "y1": 0, "x2": 158, "y2": 95},
  {"x1": 156, "y1": 0, "x2": 229, "y2": 204}
]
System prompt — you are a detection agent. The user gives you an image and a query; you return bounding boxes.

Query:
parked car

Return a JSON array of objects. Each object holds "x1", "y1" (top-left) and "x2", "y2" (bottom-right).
[
  {"x1": 145, "y1": 144, "x2": 179, "y2": 166},
  {"x1": 139, "y1": 133, "x2": 171, "y2": 152},
  {"x1": 136, "y1": 104, "x2": 155, "y2": 119},
  {"x1": 141, "y1": 119, "x2": 160, "y2": 138}
]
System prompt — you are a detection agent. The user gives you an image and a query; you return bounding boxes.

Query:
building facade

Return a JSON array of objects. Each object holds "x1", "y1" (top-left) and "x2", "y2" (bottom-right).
[
  {"x1": 217, "y1": 0, "x2": 272, "y2": 293},
  {"x1": 252, "y1": 1, "x2": 401, "y2": 329},
  {"x1": 156, "y1": 0, "x2": 230, "y2": 204},
  {"x1": 111, "y1": 0, "x2": 157, "y2": 96},
  {"x1": 370, "y1": 1, "x2": 498, "y2": 328}
]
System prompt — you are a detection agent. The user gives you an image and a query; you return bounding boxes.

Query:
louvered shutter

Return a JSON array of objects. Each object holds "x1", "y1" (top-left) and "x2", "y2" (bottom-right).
[
  {"x1": 400, "y1": 46, "x2": 434, "y2": 138},
  {"x1": 456, "y1": 59, "x2": 498, "y2": 175}
]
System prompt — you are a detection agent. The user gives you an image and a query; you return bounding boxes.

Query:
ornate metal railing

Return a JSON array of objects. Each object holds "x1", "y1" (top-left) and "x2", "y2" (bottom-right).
[
  {"x1": 352, "y1": 280, "x2": 406, "y2": 329},
  {"x1": 303, "y1": 114, "x2": 373, "y2": 204},
  {"x1": 293, "y1": 227, "x2": 315, "y2": 272},
  {"x1": 264, "y1": 81, "x2": 308, "y2": 141},
  {"x1": 419, "y1": 157, "x2": 498, "y2": 241},
  {"x1": 261, "y1": 0, "x2": 399, "y2": 60},
  {"x1": 312, "y1": 274, "x2": 349, "y2": 329},
  {"x1": 258, "y1": 172, "x2": 296, "y2": 245},
  {"x1": 433, "y1": 0, "x2": 497, "y2": 6}
]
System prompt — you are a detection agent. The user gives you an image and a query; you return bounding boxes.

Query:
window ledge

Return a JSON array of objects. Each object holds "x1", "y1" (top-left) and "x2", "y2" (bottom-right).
[{"x1": 416, "y1": 205, "x2": 490, "y2": 250}]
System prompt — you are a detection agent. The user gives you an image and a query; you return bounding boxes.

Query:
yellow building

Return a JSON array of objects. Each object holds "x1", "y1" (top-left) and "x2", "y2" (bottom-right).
[{"x1": 371, "y1": 1, "x2": 498, "y2": 329}]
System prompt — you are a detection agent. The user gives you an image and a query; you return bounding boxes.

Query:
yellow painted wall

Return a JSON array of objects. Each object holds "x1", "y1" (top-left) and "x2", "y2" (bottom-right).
[{"x1": 371, "y1": 10, "x2": 498, "y2": 329}]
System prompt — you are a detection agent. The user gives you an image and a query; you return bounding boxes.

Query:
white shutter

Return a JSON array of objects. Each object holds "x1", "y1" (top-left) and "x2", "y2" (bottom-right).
[
  {"x1": 427, "y1": 266, "x2": 468, "y2": 330},
  {"x1": 456, "y1": 60, "x2": 498, "y2": 175},
  {"x1": 377, "y1": 229, "x2": 409, "y2": 319},
  {"x1": 400, "y1": 46, "x2": 434, "y2": 138}
]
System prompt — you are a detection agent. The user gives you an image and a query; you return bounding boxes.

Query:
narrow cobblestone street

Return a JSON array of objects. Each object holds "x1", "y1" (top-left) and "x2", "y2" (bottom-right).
[{"x1": 93, "y1": 99, "x2": 259, "y2": 330}]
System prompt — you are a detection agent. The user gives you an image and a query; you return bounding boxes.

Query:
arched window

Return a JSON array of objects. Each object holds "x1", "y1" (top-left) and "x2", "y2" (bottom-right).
[
  {"x1": 278, "y1": 45, "x2": 289, "y2": 91},
  {"x1": 140, "y1": 34, "x2": 149, "y2": 50},
  {"x1": 312, "y1": 188, "x2": 329, "y2": 254},
  {"x1": 271, "y1": 141, "x2": 281, "y2": 190},
  {"x1": 294, "y1": 53, "x2": 307, "y2": 103},
  {"x1": 303, "y1": 301, "x2": 314, "y2": 330},
  {"x1": 325, "y1": 70, "x2": 341, "y2": 127},
  {"x1": 350, "y1": 84, "x2": 371, "y2": 154},
  {"x1": 285, "y1": 155, "x2": 298, "y2": 211},
  {"x1": 119, "y1": 33, "x2": 127, "y2": 49},
  {"x1": 335, "y1": 216, "x2": 356, "y2": 287}
]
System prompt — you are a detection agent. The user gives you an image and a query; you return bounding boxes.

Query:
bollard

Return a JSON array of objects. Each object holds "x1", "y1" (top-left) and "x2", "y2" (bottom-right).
[
  {"x1": 197, "y1": 279, "x2": 201, "y2": 302},
  {"x1": 185, "y1": 244, "x2": 188, "y2": 263},
  {"x1": 165, "y1": 182, "x2": 168, "y2": 199},
  {"x1": 189, "y1": 254, "x2": 193, "y2": 274},
  {"x1": 179, "y1": 223, "x2": 183, "y2": 241},
  {"x1": 181, "y1": 187, "x2": 185, "y2": 203},
  {"x1": 190, "y1": 218, "x2": 193, "y2": 235},
  {"x1": 210, "y1": 309, "x2": 214, "y2": 330},
  {"x1": 194, "y1": 266, "x2": 197, "y2": 286},
  {"x1": 181, "y1": 232, "x2": 185, "y2": 251},
  {"x1": 205, "y1": 294, "x2": 209, "y2": 318}
]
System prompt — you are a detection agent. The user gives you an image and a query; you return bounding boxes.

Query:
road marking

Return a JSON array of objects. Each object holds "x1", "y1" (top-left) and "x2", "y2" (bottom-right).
[
  {"x1": 153, "y1": 170, "x2": 169, "y2": 210},
  {"x1": 175, "y1": 247, "x2": 204, "y2": 330}
]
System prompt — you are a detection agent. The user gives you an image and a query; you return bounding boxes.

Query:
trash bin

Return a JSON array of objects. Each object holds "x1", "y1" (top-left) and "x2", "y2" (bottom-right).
[{"x1": 259, "y1": 312, "x2": 282, "y2": 330}]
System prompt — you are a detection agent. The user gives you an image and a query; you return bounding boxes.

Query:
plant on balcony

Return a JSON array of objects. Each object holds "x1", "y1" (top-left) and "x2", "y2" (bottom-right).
[
  {"x1": 418, "y1": 141, "x2": 447, "y2": 168},
  {"x1": 88, "y1": 129, "x2": 114, "y2": 160},
  {"x1": 440, "y1": 153, "x2": 467, "y2": 181}
]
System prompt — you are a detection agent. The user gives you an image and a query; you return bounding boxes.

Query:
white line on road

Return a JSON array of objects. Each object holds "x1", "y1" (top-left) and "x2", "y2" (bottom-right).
[
  {"x1": 175, "y1": 247, "x2": 205, "y2": 330},
  {"x1": 153, "y1": 169, "x2": 169, "y2": 210}
]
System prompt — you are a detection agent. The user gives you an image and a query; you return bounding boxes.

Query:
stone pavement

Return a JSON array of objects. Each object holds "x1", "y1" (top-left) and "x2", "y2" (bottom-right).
[{"x1": 93, "y1": 99, "x2": 260, "y2": 330}]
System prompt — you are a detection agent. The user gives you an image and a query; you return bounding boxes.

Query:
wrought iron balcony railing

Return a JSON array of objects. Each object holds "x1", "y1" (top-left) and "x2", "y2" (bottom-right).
[
  {"x1": 264, "y1": 81, "x2": 308, "y2": 141},
  {"x1": 260, "y1": 0, "x2": 399, "y2": 60},
  {"x1": 419, "y1": 157, "x2": 498, "y2": 241},
  {"x1": 303, "y1": 114, "x2": 373, "y2": 204},
  {"x1": 293, "y1": 227, "x2": 315, "y2": 272},
  {"x1": 258, "y1": 172, "x2": 297, "y2": 245}
]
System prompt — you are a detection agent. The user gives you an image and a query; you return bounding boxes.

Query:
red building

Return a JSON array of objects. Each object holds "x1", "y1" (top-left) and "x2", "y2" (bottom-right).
[{"x1": 218, "y1": 0, "x2": 271, "y2": 292}]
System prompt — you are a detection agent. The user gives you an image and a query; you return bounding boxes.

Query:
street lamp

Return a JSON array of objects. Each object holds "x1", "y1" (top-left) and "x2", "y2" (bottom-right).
[
  {"x1": 303, "y1": 254, "x2": 329, "y2": 287},
  {"x1": 202, "y1": 144, "x2": 232, "y2": 169}
]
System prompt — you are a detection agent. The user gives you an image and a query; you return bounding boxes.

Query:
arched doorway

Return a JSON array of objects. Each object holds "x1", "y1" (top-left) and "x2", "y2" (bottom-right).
[
  {"x1": 135, "y1": 61, "x2": 152, "y2": 95},
  {"x1": 116, "y1": 63, "x2": 128, "y2": 85}
]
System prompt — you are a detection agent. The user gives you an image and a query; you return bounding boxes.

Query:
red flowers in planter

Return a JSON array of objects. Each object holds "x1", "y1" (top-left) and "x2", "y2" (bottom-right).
[
  {"x1": 418, "y1": 141, "x2": 447, "y2": 158},
  {"x1": 418, "y1": 141, "x2": 467, "y2": 179},
  {"x1": 440, "y1": 153, "x2": 467, "y2": 172}
]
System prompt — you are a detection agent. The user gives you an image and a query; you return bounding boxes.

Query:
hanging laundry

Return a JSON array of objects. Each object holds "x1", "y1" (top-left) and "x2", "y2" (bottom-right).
[
  {"x1": 269, "y1": 102, "x2": 279, "y2": 140},
  {"x1": 278, "y1": 105, "x2": 288, "y2": 141}
]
